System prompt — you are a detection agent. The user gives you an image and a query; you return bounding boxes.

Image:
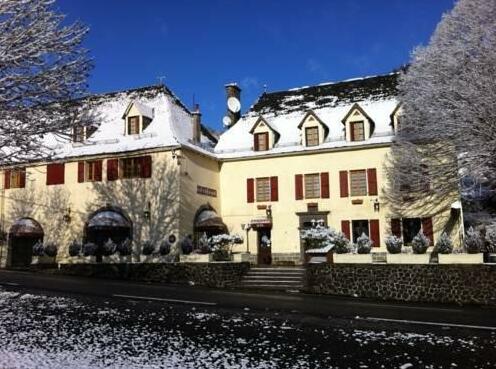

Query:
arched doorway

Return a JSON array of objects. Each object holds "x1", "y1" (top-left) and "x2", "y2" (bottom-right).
[
  {"x1": 8, "y1": 218, "x2": 44, "y2": 267},
  {"x1": 193, "y1": 205, "x2": 227, "y2": 248},
  {"x1": 84, "y1": 207, "x2": 132, "y2": 256}
]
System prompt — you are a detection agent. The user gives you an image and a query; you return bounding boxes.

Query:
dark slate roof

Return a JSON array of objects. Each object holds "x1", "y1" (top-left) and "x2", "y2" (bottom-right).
[{"x1": 250, "y1": 73, "x2": 399, "y2": 116}]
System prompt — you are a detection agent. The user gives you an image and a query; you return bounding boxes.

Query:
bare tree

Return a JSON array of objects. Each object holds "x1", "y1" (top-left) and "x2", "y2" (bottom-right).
[
  {"x1": 0, "y1": 0, "x2": 92, "y2": 165},
  {"x1": 385, "y1": 0, "x2": 496, "y2": 218}
]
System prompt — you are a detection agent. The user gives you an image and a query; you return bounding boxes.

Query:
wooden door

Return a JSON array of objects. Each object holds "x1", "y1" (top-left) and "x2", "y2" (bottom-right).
[
  {"x1": 10, "y1": 237, "x2": 36, "y2": 267},
  {"x1": 257, "y1": 229, "x2": 272, "y2": 265}
]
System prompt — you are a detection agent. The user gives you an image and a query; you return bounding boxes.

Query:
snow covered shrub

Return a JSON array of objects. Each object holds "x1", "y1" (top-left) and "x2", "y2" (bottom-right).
[
  {"x1": 333, "y1": 232, "x2": 351, "y2": 254},
  {"x1": 83, "y1": 242, "x2": 98, "y2": 257},
  {"x1": 484, "y1": 225, "x2": 496, "y2": 253},
  {"x1": 208, "y1": 233, "x2": 244, "y2": 261},
  {"x1": 435, "y1": 233, "x2": 453, "y2": 254},
  {"x1": 44, "y1": 243, "x2": 58, "y2": 257},
  {"x1": 68, "y1": 240, "x2": 82, "y2": 257},
  {"x1": 411, "y1": 232, "x2": 429, "y2": 254},
  {"x1": 301, "y1": 222, "x2": 331, "y2": 250},
  {"x1": 141, "y1": 240, "x2": 155, "y2": 256},
  {"x1": 465, "y1": 227, "x2": 482, "y2": 254},
  {"x1": 117, "y1": 238, "x2": 132, "y2": 256},
  {"x1": 159, "y1": 240, "x2": 171, "y2": 256},
  {"x1": 356, "y1": 233, "x2": 372, "y2": 254},
  {"x1": 385, "y1": 235, "x2": 403, "y2": 254},
  {"x1": 180, "y1": 236, "x2": 194, "y2": 255},
  {"x1": 195, "y1": 234, "x2": 211, "y2": 254},
  {"x1": 102, "y1": 239, "x2": 116, "y2": 256},
  {"x1": 32, "y1": 240, "x2": 44, "y2": 256}
]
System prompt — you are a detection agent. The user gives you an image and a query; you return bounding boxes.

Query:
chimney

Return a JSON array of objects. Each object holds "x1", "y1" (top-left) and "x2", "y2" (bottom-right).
[
  {"x1": 192, "y1": 104, "x2": 202, "y2": 144},
  {"x1": 225, "y1": 83, "x2": 241, "y2": 126}
]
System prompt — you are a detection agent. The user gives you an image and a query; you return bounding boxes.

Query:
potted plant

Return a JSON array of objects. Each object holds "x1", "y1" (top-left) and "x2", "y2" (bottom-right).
[
  {"x1": 334, "y1": 232, "x2": 370, "y2": 264},
  {"x1": 385, "y1": 235, "x2": 406, "y2": 264},
  {"x1": 484, "y1": 226, "x2": 496, "y2": 263},
  {"x1": 116, "y1": 238, "x2": 132, "y2": 263},
  {"x1": 388, "y1": 232, "x2": 430, "y2": 264},
  {"x1": 80, "y1": 242, "x2": 98, "y2": 263},
  {"x1": 65, "y1": 240, "x2": 92, "y2": 264},
  {"x1": 303, "y1": 222, "x2": 336, "y2": 263},
  {"x1": 102, "y1": 238, "x2": 118, "y2": 263},
  {"x1": 31, "y1": 240, "x2": 46, "y2": 265},
  {"x1": 440, "y1": 227, "x2": 483, "y2": 264}
]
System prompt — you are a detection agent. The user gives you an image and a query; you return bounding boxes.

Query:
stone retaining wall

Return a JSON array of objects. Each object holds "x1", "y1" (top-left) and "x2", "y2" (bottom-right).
[
  {"x1": 305, "y1": 263, "x2": 496, "y2": 306},
  {"x1": 39, "y1": 262, "x2": 250, "y2": 288}
]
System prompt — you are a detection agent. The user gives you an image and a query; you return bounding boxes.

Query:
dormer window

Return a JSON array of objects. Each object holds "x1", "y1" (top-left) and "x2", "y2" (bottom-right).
[
  {"x1": 297, "y1": 111, "x2": 328, "y2": 147},
  {"x1": 390, "y1": 104, "x2": 402, "y2": 133},
  {"x1": 342, "y1": 103, "x2": 374, "y2": 142},
  {"x1": 122, "y1": 101, "x2": 154, "y2": 136},
  {"x1": 72, "y1": 124, "x2": 97, "y2": 143},
  {"x1": 249, "y1": 117, "x2": 280, "y2": 152}
]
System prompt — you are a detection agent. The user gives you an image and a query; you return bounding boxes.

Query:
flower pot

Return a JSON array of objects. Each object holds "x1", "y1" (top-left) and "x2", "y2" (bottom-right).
[
  {"x1": 232, "y1": 253, "x2": 251, "y2": 262},
  {"x1": 333, "y1": 253, "x2": 373, "y2": 264},
  {"x1": 387, "y1": 253, "x2": 431, "y2": 264},
  {"x1": 179, "y1": 253, "x2": 214, "y2": 263},
  {"x1": 438, "y1": 253, "x2": 483, "y2": 264}
]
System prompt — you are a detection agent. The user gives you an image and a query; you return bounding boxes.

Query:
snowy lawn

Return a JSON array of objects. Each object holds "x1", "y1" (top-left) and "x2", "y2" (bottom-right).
[{"x1": 0, "y1": 287, "x2": 494, "y2": 369}]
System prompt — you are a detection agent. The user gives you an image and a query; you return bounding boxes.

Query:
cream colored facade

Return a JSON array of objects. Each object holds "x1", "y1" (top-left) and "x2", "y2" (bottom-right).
[{"x1": 0, "y1": 74, "x2": 463, "y2": 267}]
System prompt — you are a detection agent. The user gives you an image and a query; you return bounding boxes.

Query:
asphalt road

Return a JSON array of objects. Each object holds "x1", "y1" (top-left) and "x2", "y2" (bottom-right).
[{"x1": 0, "y1": 269, "x2": 495, "y2": 331}]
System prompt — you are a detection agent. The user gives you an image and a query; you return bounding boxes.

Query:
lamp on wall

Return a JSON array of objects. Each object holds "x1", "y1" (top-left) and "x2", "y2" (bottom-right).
[
  {"x1": 265, "y1": 205, "x2": 272, "y2": 219},
  {"x1": 143, "y1": 201, "x2": 151, "y2": 220},
  {"x1": 373, "y1": 198, "x2": 380, "y2": 212}
]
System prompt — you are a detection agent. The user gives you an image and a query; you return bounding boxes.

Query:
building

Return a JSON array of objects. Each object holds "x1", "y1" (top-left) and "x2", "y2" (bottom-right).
[{"x1": 0, "y1": 72, "x2": 462, "y2": 267}]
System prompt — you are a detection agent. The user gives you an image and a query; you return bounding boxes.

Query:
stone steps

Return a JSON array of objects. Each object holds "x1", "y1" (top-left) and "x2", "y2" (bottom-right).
[{"x1": 239, "y1": 266, "x2": 305, "y2": 292}]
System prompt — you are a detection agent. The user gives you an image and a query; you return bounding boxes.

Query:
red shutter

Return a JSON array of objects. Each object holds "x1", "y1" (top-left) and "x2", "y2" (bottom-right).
[
  {"x1": 4, "y1": 170, "x2": 10, "y2": 190},
  {"x1": 107, "y1": 159, "x2": 119, "y2": 181},
  {"x1": 78, "y1": 162, "x2": 85, "y2": 183},
  {"x1": 247, "y1": 178, "x2": 254, "y2": 203},
  {"x1": 341, "y1": 220, "x2": 351, "y2": 240},
  {"x1": 391, "y1": 218, "x2": 401, "y2": 238},
  {"x1": 141, "y1": 156, "x2": 152, "y2": 178},
  {"x1": 295, "y1": 174, "x2": 303, "y2": 200},
  {"x1": 47, "y1": 163, "x2": 64, "y2": 185},
  {"x1": 254, "y1": 135, "x2": 259, "y2": 151},
  {"x1": 320, "y1": 172, "x2": 329, "y2": 198},
  {"x1": 350, "y1": 123, "x2": 355, "y2": 141},
  {"x1": 270, "y1": 176, "x2": 278, "y2": 201},
  {"x1": 367, "y1": 168, "x2": 378, "y2": 196},
  {"x1": 422, "y1": 217, "x2": 434, "y2": 245},
  {"x1": 19, "y1": 170, "x2": 26, "y2": 188},
  {"x1": 339, "y1": 171, "x2": 349, "y2": 197},
  {"x1": 370, "y1": 219, "x2": 380, "y2": 247},
  {"x1": 95, "y1": 160, "x2": 103, "y2": 182}
]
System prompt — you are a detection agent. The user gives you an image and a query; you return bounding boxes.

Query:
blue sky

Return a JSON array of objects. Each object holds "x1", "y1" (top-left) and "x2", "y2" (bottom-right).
[{"x1": 58, "y1": 0, "x2": 455, "y2": 131}]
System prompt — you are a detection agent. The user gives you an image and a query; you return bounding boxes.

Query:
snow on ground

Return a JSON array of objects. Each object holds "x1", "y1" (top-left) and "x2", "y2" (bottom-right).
[{"x1": 0, "y1": 287, "x2": 494, "y2": 369}]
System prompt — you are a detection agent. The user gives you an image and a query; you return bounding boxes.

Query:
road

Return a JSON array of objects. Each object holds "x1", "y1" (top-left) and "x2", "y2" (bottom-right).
[{"x1": 0, "y1": 270, "x2": 495, "y2": 368}]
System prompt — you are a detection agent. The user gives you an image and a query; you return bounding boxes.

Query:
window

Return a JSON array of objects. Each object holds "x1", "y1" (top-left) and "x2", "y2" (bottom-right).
[
  {"x1": 304, "y1": 174, "x2": 320, "y2": 199},
  {"x1": 305, "y1": 127, "x2": 319, "y2": 146},
  {"x1": 402, "y1": 218, "x2": 421, "y2": 245},
  {"x1": 256, "y1": 177, "x2": 271, "y2": 202},
  {"x1": 350, "y1": 121, "x2": 365, "y2": 141},
  {"x1": 254, "y1": 132, "x2": 269, "y2": 151},
  {"x1": 121, "y1": 157, "x2": 142, "y2": 178},
  {"x1": 142, "y1": 117, "x2": 152, "y2": 131},
  {"x1": 5, "y1": 169, "x2": 26, "y2": 189},
  {"x1": 86, "y1": 125, "x2": 98, "y2": 139},
  {"x1": 350, "y1": 170, "x2": 367, "y2": 196},
  {"x1": 86, "y1": 161, "x2": 101, "y2": 182},
  {"x1": 128, "y1": 116, "x2": 140, "y2": 135},
  {"x1": 352, "y1": 220, "x2": 369, "y2": 243}
]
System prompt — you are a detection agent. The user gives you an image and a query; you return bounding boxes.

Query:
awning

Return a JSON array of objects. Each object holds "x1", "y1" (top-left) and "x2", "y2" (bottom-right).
[
  {"x1": 9, "y1": 218, "x2": 44, "y2": 237},
  {"x1": 87, "y1": 210, "x2": 131, "y2": 229},
  {"x1": 195, "y1": 209, "x2": 227, "y2": 232},
  {"x1": 250, "y1": 218, "x2": 272, "y2": 229}
]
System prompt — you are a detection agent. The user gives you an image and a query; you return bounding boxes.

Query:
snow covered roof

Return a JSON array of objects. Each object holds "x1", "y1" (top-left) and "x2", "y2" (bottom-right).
[
  {"x1": 215, "y1": 73, "x2": 400, "y2": 158},
  {"x1": 40, "y1": 84, "x2": 216, "y2": 161}
]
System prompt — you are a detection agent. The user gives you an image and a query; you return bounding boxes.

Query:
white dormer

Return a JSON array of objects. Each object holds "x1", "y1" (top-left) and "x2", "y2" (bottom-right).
[
  {"x1": 297, "y1": 110, "x2": 329, "y2": 147},
  {"x1": 390, "y1": 103, "x2": 402, "y2": 133},
  {"x1": 341, "y1": 103, "x2": 375, "y2": 142},
  {"x1": 249, "y1": 117, "x2": 280, "y2": 151},
  {"x1": 122, "y1": 101, "x2": 155, "y2": 135}
]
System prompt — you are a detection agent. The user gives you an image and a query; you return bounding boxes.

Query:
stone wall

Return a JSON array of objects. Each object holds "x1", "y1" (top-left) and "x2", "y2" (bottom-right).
[
  {"x1": 305, "y1": 263, "x2": 496, "y2": 306},
  {"x1": 42, "y1": 262, "x2": 250, "y2": 288}
]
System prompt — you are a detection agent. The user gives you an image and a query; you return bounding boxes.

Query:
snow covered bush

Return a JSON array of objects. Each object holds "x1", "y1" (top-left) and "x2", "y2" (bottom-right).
[
  {"x1": 102, "y1": 239, "x2": 116, "y2": 256},
  {"x1": 484, "y1": 225, "x2": 496, "y2": 253},
  {"x1": 435, "y1": 233, "x2": 453, "y2": 254},
  {"x1": 32, "y1": 240, "x2": 44, "y2": 257},
  {"x1": 159, "y1": 240, "x2": 171, "y2": 256},
  {"x1": 301, "y1": 223, "x2": 331, "y2": 250},
  {"x1": 411, "y1": 232, "x2": 429, "y2": 254},
  {"x1": 117, "y1": 238, "x2": 132, "y2": 256},
  {"x1": 68, "y1": 240, "x2": 82, "y2": 257},
  {"x1": 83, "y1": 242, "x2": 98, "y2": 257},
  {"x1": 385, "y1": 235, "x2": 403, "y2": 254},
  {"x1": 43, "y1": 243, "x2": 57, "y2": 257},
  {"x1": 141, "y1": 240, "x2": 155, "y2": 256},
  {"x1": 208, "y1": 233, "x2": 244, "y2": 260},
  {"x1": 356, "y1": 233, "x2": 372, "y2": 254},
  {"x1": 195, "y1": 233, "x2": 211, "y2": 254},
  {"x1": 180, "y1": 236, "x2": 194, "y2": 255},
  {"x1": 333, "y1": 232, "x2": 351, "y2": 254},
  {"x1": 465, "y1": 227, "x2": 482, "y2": 254}
]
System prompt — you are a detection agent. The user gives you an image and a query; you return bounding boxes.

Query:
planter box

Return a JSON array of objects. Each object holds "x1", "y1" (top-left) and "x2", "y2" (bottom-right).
[
  {"x1": 65, "y1": 255, "x2": 96, "y2": 264},
  {"x1": 102, "y1": 254, "x2": 127, "y2": 264},
  {"x1": 31, "y1": 256, "x2": 56, "y2": 265},
  {"x1": 141, "y1": 255, "x2": 173, "y2": 263},
  {"x1": 387, "y1": 253, "x2": 431, "y2": 264},
  {"x1": 180, "y1": 253, "x2": 214, "y2": 263},
  {"x1": 438, "y1": 253, "x2": 483, "y2": 264},
  {"x1": 334, "y1": 253, "x2": 373, "y2": 264},
  {"x1": 232, "y1": 253, "x2": 251, "y2": 262}
]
